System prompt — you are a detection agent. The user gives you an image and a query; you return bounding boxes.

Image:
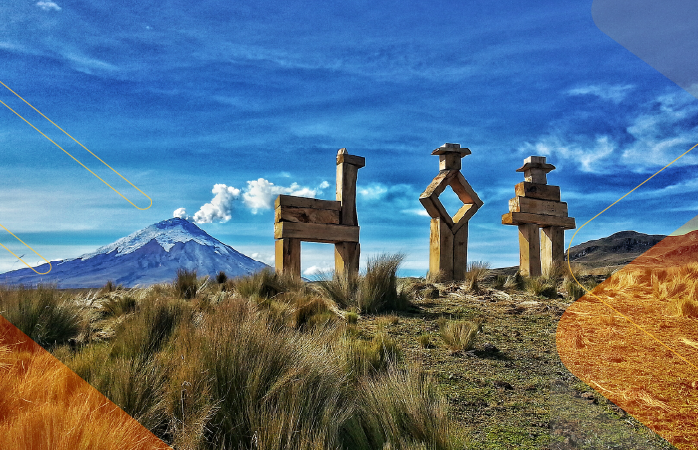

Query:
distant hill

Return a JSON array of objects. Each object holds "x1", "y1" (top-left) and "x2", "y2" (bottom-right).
[
  {"x1": 629, "y1": 229, "x2": 698, "y2": 267},
  {"x1": 0, "y1": 218, "x2": 268, "y2": 288},
  {"x1": 566, "y1": 231, "x2": 667, "y2": 268}
]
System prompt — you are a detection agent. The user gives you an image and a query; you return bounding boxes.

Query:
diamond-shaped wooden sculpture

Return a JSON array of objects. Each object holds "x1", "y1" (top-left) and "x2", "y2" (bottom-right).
[
  {"x1": 502, "y1": 156, "x2": 576, "y2": 277},
  {"x1": 420, "y1": 143, "x2": 483, "y2": 281}
]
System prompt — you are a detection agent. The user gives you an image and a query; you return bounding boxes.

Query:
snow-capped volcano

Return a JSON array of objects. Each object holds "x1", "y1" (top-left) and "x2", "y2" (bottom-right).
[{"x1": 0, "y1": 218, "x2": 269, "y2": 288}]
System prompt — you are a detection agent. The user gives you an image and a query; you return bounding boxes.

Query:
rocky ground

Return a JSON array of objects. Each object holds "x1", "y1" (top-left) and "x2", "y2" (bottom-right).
[{"x1": 355, "y1": 276, "x2": 677, "y2": 450}]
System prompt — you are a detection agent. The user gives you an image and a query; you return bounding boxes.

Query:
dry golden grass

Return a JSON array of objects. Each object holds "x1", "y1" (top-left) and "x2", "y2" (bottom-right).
[
  {"x1": 0, "y1": 316, "x2": 170, "y2": 450},
  {"x1": 557, "y1": 261, "x2": 698, "y2": 449}
]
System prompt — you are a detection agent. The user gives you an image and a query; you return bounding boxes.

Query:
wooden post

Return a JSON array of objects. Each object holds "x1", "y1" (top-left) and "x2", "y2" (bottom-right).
[
  {"x1": 541, "y1": 226, "x2": 564, "y2": 276},
  {"x1": 275, "y1": 238, "x2": 301, "y2": 277},
  {"x1": 335, "y1": 242, "x2": 360, "y2": 277},
  {"x1": 518, "y1": 223, "x2": 541, "y2": 277},
  {"x1": 429, "y1": 218, "x2": 454, "y2": 279},
  {"x1": 336, "y1": 148, "x2": 365, "y2": 226},
  {"x1": 452, "y1": 223, "x2": 469, "y2": 281}
]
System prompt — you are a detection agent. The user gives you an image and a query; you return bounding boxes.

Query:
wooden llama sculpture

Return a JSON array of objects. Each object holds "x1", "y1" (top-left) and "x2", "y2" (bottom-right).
[
  {"x1": 502, "y1": 156, "x2": 576, "y2": 276},
  {"x1": 274, "y1": 148, "x2": 364, "y2": 278},
  {"x1": 419, "y1": 143, "x2": 483, "y2": 281}
]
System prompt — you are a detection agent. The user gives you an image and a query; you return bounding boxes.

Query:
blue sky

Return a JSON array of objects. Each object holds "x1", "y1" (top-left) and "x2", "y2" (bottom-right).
[{"x1": 2, "y1": 0, "x2": 698, "y2": 276}]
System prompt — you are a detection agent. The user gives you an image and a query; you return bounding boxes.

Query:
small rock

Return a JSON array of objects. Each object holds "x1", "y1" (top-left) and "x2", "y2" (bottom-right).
[
  {"x1": 493, "y1": 380, "x2": 514, "y2": 390},
  {"x1": 482, "y1": 342, "x2": 499, "y2": 353}
]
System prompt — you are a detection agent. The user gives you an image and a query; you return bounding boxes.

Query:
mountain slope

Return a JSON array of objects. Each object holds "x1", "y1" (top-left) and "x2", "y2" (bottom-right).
[
  {"x1": 0, "y1": 218, "x2": 268, "y2": 288},
  {"x1": 566, "y1": 230, "x2": 667, "y2": 267}
]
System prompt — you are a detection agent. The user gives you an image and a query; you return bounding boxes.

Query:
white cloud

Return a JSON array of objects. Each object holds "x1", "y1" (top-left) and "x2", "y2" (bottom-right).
[
  {"x1": 190, "y1": 184, "x2": 241, "y2": 223},
  {"x1": 519, "y1": 134, "x2": 616, "y2": 174},
  {"x1": 173, "y1": 207, "x2": 190, "y2": 220},
  {"x1": 567, "y1": 84, "x2": 634, "y2": 103},
  {"x1": 303, "y1": 265, "x2": 332, "y2": 276},
  {"x1": 176, "y1": 179, "x2": 329, "y2": 222},
  {"x1": 36, "y1": 1, "x2": 61, "y2": 11},
  {"x1": 357, "y1": 184, "x2": 389, "y2": 200},
  {"x1": 242, "y1": 178, "x2": 328, "y2": 213},
  {"x1": 401, "y1": 208, "x2": 430, "y2": 217},
  {"x1": 521, "y1": 89, "x2": 698, "y2": 174}
]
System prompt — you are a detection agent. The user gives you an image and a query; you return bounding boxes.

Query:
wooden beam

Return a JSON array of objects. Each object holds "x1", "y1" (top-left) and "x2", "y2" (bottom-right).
[
  {"x1": 452, "y1": 173, "x2": 484, "y2": 207},
  {"x1": 518, "y1": 223, "x2": 541, "y2": 277},
  {"x1": 335, "y1": 242, "x2": 360, "y2": 277},
  {"x1": 275, "y1": 195, "x2": 341, "y2": 211},
  {"x1": 502, "y1": 212, "x2": 576, "y2": 229},
  {"x1": 275, "y1": 238, "x2": 301, "y2": 278},
  {"x1": 274, "y1": 222, "x2": 359, "y2": 243},
  {"x1": 541, "y1": 226, "x2": 564, "y2": 276},
  {"x1": 509, "y1": 197, "x2": 568, "y2": 217},
  {"x1": 337, "y1": 160, "x2": 360, "y2": 226},
  {"x1": 452, "y1": 223, "x2": 468, "y2": 281},
  {"x1": 429, "y1": 218, "x2": 453, "y2": 279},
  {"x1": 439, "y1": 153, "x2": 462, "y2": 171},
  {"x1": 275, "y1": 206, "x2": 340, "y2": 224},
  {"x1": 514, "y1": 182, "x2": 560, "y2": 202},
  {"x1": 419, "y1": 170, "x2": 459, "y2": 199},
  {"x1": 336, "y1": 153, "x2": 366, "y2": 167}
]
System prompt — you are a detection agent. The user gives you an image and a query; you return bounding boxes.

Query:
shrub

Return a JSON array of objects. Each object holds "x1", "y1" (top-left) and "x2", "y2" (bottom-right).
[
  {"x1": 0, "y1": 285, "x2": 84, "y2": 349},
  {"x1": 174, "y1": 268, "x2": 199, "y2": 299},
  {"x1": 439, "y1": 319, "x2": 483, "y2": 352},
  {"x1": 215, "y1": 270, "x2": 228, "y2": 284}
]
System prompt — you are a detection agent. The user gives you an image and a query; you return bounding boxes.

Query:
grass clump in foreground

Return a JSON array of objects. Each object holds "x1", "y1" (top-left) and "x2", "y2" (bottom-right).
[
  {"x1": 316, "y1": 253, "x2": 412, "y2": 313},
  {"x1": 0, "y1": 272, "x2": 459, "y2": 450},
  {"x1": 0, "y1": 285, "x2": 85, "y2": 349},
  {"x1": 438, "y1": 318, "x2": 483, "y2": 352}
]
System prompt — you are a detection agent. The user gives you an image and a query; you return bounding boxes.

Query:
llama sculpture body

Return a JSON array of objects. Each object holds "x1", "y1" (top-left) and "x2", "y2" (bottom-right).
[{"x1": 274, "y1": 148, "x2": 364, "y2": 278}]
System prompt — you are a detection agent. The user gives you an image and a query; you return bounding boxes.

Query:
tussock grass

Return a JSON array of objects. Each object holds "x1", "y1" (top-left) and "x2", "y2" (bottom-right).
[
  {"x1": 351, "y1": 366, "x2": 458, "y2": 450},
  {"x1": 464, "y1": 261, "x2": 490, "y2": 292},
  {"x1": 673, "y1": 298, "x2": 698, "y2": 318},
  {"x1": 439, "y1": 319, "x2": 483, "y2": 352},
  {"x1": 316, "y1": 254, "x2": 411, "y2": 313},
  {"x1": 0, "y1": 270, "x2": 463, "y2": 450},
  {"x1": 215, "y1": 270, "x2": 227, "y2": 284},
  {"x1": 174, "y1": 268, "x2": 200, "y2": 299},
  {"x1": 524, "y1": 277, "x2": 558, "y2": 299},
  {"x1": 504, "y1": 272, "x2": 525, "y2": 291},
  {"x1": 100, "y1": 295, "x2": 137, "y2": 318},
  {"x1": 233, "y1": 267, "x2": 305, "y2": 301},
  {"x1": 0, "y1": 285, "x2": 85, "y2": 349}
]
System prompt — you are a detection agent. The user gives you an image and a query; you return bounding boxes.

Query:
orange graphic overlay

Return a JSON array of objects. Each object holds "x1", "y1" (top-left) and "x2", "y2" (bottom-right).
[
  {"x1": 0, "y1": 223, "x2": 52, "y2": 275},
  {"x1": 558, "y1": 144, "x2": 698, "y2": 447},
  {"x1": 0, "y1": 314, "x2": 172, "y2": 450},
  {"x1": 0, "y1": 80, "x2": 152, "y2": 211}
]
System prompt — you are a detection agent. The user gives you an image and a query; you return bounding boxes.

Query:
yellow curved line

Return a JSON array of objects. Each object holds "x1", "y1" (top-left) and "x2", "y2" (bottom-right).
[
  {"x1": 566, "y1": 141, "x2": 698, "y2": 372},
  {"x1": 0, "y1": 223, "x2": 52, "y2": 275},
  {"x1": 0, "y1": 80, "x2": 152, "y2": 210}
]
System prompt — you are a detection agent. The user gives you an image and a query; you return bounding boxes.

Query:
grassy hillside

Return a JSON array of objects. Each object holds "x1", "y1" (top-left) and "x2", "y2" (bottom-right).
[{"x1": 0, "y1": 259, "x2": 676, "y2": 449}]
